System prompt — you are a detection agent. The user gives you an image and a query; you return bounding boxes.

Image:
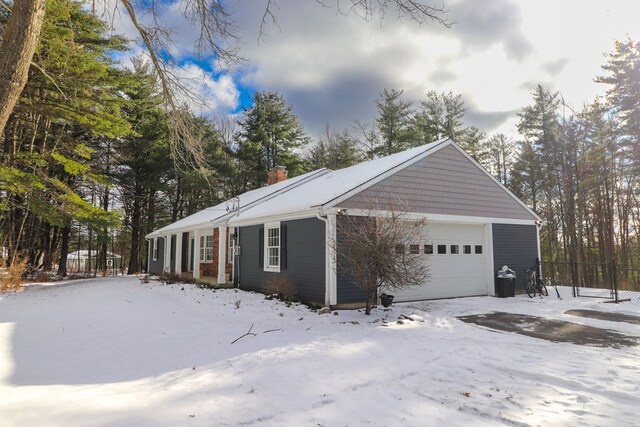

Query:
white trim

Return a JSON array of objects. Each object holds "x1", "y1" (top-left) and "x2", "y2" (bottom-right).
[
  {"x1": 163, "y1": 235, "x2": 170, "y2": 273},
  {"x1": 193, "y1": 230, "x2": 200, "y2": 279},
  {"x1": 322, "y1": 138, "x2": 450, "y2": 210},
  {"x1": 327, "y1": 214, "x2": 337, "y2": 305},
  {"x1": 485, "y1": 223, "x2": 495, "y2": 297},
  {"x1": 333, "y1": 209, "x2": 538, "y2": 226},
  {"x1": 448, "y1": 143, "x2": 542, "y2": 222},
  {"x1": 217, "y1": 226, "x2": 227, "y2": 283},
  {"x1": 175, "y1": 233, "x2": 183, "y2": 276},
  {"x1": 263, "y1": 221, "x2": 281, "y2": 273}
]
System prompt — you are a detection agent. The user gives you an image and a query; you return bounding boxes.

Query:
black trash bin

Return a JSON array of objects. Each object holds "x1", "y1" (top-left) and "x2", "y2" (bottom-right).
[{"x1": 496, "y1": 266, "x2": 516, "y2": 297}]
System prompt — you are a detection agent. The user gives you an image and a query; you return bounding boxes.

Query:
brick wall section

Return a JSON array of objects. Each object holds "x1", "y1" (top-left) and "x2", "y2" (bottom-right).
[{"x1": 199, "y1": 227, "x2": 233, "y2": 281}]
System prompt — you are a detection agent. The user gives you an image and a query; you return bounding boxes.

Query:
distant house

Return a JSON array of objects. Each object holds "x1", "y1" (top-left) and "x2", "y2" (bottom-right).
[
  {"x1": 66, "y1": 250, "x2": 122, "y2": 273},
  {"x1": 146, "y1": 139, "x2": 541, "y2": 306}
]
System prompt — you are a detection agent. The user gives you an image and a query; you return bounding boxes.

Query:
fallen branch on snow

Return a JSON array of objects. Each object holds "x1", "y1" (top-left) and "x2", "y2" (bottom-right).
[{"x1": 230, "y1": 323, "x2": 256, "y2": 344}]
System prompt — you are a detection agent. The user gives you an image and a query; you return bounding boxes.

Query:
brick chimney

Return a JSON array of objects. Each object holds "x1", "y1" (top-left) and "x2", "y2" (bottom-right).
[{"x1": 267, "y1": 165, "x2": 288, "y2": 185}]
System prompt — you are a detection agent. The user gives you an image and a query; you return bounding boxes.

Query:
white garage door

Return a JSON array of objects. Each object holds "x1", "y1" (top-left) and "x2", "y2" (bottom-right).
[{"x1": 392, "y1": 222, "x2": 488, "y2": 302}]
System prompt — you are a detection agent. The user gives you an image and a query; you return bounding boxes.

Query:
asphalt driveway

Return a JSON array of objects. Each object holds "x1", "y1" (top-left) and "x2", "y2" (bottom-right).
[{"x1": 457, "y1": 311, "x2": 639, "y2": 348}]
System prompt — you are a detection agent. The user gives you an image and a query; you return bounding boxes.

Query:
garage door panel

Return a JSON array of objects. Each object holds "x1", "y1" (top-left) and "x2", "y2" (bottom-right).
[{"x1": 392, "y1": 222, "x2": 487, "y2": 302}]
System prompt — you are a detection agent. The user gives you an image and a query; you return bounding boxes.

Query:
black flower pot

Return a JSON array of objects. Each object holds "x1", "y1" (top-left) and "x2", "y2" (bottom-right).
[{"x1": 380, "y1": 294, "x2": 394, "y2": 308}]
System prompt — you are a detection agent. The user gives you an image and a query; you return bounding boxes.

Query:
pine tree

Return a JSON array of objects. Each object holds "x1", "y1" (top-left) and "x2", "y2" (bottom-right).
[
  {"x1": 235, "y1": 91, "x2": 309, "y2": 190},
  {"x1": 372, "y1": 89, "x2": 416, "y2": 156},
  {"x1": 415, "y1": 91, "x2": 467, "y2": 143}
]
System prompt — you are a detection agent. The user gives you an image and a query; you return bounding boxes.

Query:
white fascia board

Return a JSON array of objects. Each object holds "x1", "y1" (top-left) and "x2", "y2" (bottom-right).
[
  {"x1": 228, "y1": 210, "x2": 318, "y2": 228},
  {"x1": 339, "y1": 208, "x2": 539, "y2": 226},
  {"x1": 448, "y1": 143, "x2": 542, "y2": 222},
  {"x1": 322, "y1": 139, "x2": 451, "y2": 211}
]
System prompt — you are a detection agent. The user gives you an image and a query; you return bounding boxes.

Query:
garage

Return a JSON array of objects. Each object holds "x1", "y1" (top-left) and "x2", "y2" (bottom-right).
[{"x1": 392, "y1": 222, "x2": 488, "y2": 302}]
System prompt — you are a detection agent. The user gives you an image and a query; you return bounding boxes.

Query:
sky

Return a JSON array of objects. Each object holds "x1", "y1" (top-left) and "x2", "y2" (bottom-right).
[{"x1": 113, "y1": 0, "x2": 640, "y2": 140}]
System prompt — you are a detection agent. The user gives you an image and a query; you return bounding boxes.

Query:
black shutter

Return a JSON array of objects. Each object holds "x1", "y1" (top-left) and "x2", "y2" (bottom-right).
[
  {"x1": 281, "y1": 224, "x2": 288, "y2": 270},
  {"x1": 258, "y1": 227, "x2": 264, "y2": 267}
]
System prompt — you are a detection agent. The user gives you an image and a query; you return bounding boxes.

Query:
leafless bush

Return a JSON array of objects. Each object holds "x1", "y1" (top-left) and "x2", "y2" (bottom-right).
[
  {"x1": 264, "y1": 275, "x2": 297, "y2": 303},
  {"x1": 334, "y1": 196, "x2": 430, "y2": 314}
]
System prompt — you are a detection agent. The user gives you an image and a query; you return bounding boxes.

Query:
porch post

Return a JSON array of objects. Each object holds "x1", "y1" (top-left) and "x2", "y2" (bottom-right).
[
  {"x1": 163, "y1": 235, "x2": 170, "y2": 274},
  {"x1": 217, "y1": 226, "x2": 227, "y2": 284},
  {"x1": 175, "y1": 232, "x2": 183, "y2": 276},
  {"x1": 193, "y1": 229, "x2": 201, "y2": 279}
]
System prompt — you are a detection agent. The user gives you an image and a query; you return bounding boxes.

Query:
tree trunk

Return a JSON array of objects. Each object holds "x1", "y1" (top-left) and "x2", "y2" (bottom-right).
[
  {"x1": 57, "y1": 224, "x2": 71, "y2": 277},
  {"x1": 0, "y1": 0, "x2": 47, "y2": 136},
  {"x1": 128, "y1": 182, "x2": 143, "y2": 274}
]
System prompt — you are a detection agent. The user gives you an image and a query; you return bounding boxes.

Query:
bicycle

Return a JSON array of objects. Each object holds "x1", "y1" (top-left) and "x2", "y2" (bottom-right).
[{"x1": 523, "y1": 266, "x2": 548, "y2": 298}]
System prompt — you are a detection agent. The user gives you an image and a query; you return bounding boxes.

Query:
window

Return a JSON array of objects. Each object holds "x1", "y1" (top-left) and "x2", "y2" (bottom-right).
[
  {"x1": 424, "y1": 244, "x2": 433, "y2": 254},
  {"x1": 463, "y1": 245, "x2": 472, "y2": 254},
  {"x1": 475, "y1": 245, "x2": 483, "y2": 254},
  {"x1": 395, "y1": 244, "x2": 405, "y2": 255},
  {"x1": 409, "y1": 244, "x2": 420, "y2": 254},
  {"x1": 152, "y1": 238, "x2": 158, "y2": 261},
  {"x1": 450, "y1": 245, "x2": 459, "y2": 254},
  {"x1": 107, "y1": 259, "x2": 113, "y2": 267},
  {"x1": 200, "y1": 235, "x2": 214, "y2": 262},
  {"x1": 264, "y1": 223, "x2": 280, "y2": 272},
  {"x1": 228, "y1": 228, "x2": 235, "y2": 264},
  {"x1": 437, "y1": 244, "x2": 447, "y2": 254}
]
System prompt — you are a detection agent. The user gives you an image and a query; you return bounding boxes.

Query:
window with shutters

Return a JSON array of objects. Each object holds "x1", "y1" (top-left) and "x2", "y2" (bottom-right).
[{"x1": 264, "y1": 222, "x2": 281, "y2": 272}]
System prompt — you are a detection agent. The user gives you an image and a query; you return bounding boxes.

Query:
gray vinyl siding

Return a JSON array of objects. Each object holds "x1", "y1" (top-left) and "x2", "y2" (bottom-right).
[
  {"x1": 336, "y1": 215, "x2": 368, "y2": 304},
  {"x1": 237, "y1": 218, "x2": 326, "y2": 304},
  {"x1": 492, "y1": 224, "x2": 538, "y2": 292},
  {"x1": 340, "y1": 144, "x2": 537, "y2": 221},
  {"x1": 148, "y1": 238, "x2": 165, "y2": 274}
]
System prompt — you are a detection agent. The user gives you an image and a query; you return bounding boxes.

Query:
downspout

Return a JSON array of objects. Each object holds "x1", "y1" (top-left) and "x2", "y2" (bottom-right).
[{"x1": 316, "y1": 212, "x2": 331, "y2": 307}]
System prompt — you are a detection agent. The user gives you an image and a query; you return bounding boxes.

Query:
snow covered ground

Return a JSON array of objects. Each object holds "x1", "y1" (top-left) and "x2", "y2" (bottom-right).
[{"x1": 1, "y1": 276, "x2": 639, "y2": 426}]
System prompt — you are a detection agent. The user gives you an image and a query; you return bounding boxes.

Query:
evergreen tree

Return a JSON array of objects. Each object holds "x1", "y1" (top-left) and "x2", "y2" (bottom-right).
[
  {"x1": 308, "y1": 126, "x2": 362, "y2": 170},
  {"x1": 235, "y1": 91, "x2": 309, "y2": 190},
  {"x1": 372, "y1": 89, "x2": 416, "y2": 156},
  {"x1": 596, "y1": 38, "x2": 640, "y2": 146},
  {"x1": 415, "y1": 91, "x2": 467, "y2": 143}
]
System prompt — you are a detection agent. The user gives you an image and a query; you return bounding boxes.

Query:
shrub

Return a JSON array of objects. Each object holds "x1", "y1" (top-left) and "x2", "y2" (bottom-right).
[
  {"x1": 0, "y1": 258, "x2": 28, "y2": 292},
  {"x1": 264, "y1": 276, "x2": 297, "y2": 303}
]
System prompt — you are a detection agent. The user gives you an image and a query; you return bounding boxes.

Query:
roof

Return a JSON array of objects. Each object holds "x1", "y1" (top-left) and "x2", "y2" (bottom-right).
[
  {"x1": 228, "y1": 139, "x2": 452, "y2": 224},
  {"x1": 145, "y1": 168, "x2": 329, "y2": 238},
  {"x1": 148, "y1": 139, "x2": 540, "y2": 234}
]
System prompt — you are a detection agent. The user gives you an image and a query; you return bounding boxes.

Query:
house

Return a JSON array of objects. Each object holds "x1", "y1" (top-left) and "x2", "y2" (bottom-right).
[
  {"x1": 66, "y1": 250, "x2": 122, "y2": 273},
  {"x1": 146, "y1": 139, "x2": 541, "y2": 306}
]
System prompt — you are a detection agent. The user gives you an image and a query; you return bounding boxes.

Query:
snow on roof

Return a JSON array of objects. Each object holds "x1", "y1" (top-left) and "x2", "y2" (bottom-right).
[
  {"x1": 228, "y1": 139, "x2": 451, "y2": 224},
  {"x1": 146, "y1": 168, "x2": 329, "y2": 238}
]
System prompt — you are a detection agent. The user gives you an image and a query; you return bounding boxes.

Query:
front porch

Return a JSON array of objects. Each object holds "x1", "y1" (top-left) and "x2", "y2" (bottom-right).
[{"x1": 163, "y1": 226, "x2": 234, "y2": 286}]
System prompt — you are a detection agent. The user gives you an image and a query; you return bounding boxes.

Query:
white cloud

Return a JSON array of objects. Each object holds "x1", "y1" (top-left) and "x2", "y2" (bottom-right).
[
  {"x1": 171, "y1": 63, "x2": 240, "y2": 117},
  {"x1": 106, "y1": 0, "x2": 640, "y2": 139}
]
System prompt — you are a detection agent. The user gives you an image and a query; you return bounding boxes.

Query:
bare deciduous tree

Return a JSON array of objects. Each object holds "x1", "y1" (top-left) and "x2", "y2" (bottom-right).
[{"x1": 335, "y1": 197, "x2": 430, "y2": 314}]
